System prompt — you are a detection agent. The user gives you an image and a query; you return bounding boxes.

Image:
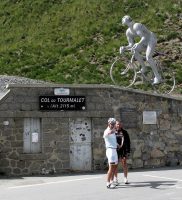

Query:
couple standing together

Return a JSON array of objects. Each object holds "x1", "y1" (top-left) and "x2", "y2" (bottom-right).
[{"x1": 103, "y1": 118, "x2": 131, "y2": 189}]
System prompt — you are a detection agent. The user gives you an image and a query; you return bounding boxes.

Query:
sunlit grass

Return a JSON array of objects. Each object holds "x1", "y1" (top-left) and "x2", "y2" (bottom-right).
[{"x1": 0, "y1": 0, "x2": 181, "y2": 93}]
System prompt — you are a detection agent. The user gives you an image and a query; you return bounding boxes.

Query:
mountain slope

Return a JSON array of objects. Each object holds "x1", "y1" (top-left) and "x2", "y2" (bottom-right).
[{"x1": 0, "y1": 0, "x2": 181, "y2": 93}]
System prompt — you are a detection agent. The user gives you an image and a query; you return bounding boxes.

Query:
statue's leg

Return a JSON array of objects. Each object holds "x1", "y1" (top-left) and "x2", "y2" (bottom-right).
[
  {"x1": 134, "y1": 50, "x2": 146, "y2": 73},
  {"x1": 146, "y1": 38, "x2": 161, "y2": 84}
]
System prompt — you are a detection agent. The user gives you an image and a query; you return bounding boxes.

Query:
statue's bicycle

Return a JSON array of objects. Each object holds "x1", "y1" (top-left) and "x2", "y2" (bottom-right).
[{"x1": 110, "y1": 50, "x2": 175, "y2": 94}]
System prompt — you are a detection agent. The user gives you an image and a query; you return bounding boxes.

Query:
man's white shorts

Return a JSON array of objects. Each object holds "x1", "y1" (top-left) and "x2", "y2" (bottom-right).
[{"x1": 106, "y1": 148, "x2": 118, "y2": 165}]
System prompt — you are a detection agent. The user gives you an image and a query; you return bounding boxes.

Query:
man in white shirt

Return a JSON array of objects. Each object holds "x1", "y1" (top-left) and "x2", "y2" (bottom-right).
[{"x1": 103, "y1": 118, "x2": 118, "y2": 189}]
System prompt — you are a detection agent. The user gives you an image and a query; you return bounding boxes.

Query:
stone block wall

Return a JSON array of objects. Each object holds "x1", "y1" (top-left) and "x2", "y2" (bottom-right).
[{"x1": 0, "y1": 84, "x2": 181, "y2": 176}]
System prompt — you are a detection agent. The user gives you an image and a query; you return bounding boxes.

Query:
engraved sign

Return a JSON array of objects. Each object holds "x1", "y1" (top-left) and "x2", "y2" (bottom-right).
[
  {"x1": 120, "y1": 108, "x2": 137, "y2": 128},
  {"x1": 39, "y1": 96, "x2": 86, "y2": 111},
  {"x1": 143, "y1": 111, "x2": 157, "y2": 124}
]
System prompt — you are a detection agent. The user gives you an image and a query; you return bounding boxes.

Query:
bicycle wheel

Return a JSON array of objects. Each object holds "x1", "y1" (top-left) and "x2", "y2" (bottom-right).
[
  {"x1": 110, "y1": 54, "x2": 137, "y2": 87},
  {"x1": 153, "y1": 65, "x2": 175, "y2": 94}
]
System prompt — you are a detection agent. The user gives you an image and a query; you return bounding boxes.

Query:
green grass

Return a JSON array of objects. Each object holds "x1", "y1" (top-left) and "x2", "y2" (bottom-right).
[{"x1": 0, "y1": 0, "x2": 181, "y2": 94}]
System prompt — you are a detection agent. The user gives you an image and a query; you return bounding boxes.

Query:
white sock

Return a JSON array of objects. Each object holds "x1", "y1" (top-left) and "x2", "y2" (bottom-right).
[
  {"x1": 107, "y1": 182, "x2": 110, "y2": 186},
  {"x1": 114, "y1": 177, "x2": 117, "y2": 181}
]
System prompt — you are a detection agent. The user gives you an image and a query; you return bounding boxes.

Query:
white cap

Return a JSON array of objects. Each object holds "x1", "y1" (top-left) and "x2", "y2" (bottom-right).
[{"x1": 108, "y1": 118, "x2": 116, "y2": 124}]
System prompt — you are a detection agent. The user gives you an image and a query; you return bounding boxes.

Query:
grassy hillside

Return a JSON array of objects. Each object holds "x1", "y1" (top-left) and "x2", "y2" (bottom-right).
[{"x1": 0, "y1": 0, "x2": 181, "y2": 93}]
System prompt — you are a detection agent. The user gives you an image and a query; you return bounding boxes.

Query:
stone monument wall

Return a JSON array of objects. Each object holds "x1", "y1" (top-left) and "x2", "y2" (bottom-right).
[{"x1": 0, "y1": 84, "x2": 181, "y2": 176}]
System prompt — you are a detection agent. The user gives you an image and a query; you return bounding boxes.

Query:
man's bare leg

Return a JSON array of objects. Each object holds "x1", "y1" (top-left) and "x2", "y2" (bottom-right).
[{"x1": 107, "y1": 164, "x2": 117, "y2": 188}]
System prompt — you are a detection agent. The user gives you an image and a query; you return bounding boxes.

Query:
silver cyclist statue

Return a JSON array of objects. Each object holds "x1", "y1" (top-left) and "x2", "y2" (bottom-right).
[{"x1": 120, "y1": 15, "x2": 161, "y2": 84}]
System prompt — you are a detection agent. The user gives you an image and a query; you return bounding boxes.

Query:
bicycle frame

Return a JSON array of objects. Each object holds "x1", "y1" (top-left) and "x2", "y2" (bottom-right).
[{"x1": 110, "y1": 49, "x2": 175, "y2": 94}]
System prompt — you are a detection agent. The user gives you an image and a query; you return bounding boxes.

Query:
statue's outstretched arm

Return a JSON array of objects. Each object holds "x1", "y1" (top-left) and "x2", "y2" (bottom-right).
[
  {"x1": 125, "y1": 30, "x2": 135, "y2": 49},
  {"x1": 120, "y1": 30, "x2": 134, "y2": 54}
]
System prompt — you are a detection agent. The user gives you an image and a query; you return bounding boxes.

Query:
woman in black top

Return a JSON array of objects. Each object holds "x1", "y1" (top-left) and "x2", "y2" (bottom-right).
[{"x1": 114, "y1": 120, "x2": 130, "y2": 184}]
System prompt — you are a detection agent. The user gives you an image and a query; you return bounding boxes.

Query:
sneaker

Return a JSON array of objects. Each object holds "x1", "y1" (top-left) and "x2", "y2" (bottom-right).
[
  {"x1": 113, "y1": 180, "x2": 119, "y2": 186},
  {"x1": 124, "y1": 177, "x2": 129, "y2": 184},
  {"x1": 110, "y1": 183, "x2": 116, "y2": 189}
]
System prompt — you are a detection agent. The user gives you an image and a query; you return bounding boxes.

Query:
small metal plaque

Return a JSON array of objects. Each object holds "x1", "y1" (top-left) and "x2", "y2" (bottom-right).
[
  {"x1": 120, "y1": 108, "x2": 137, "y2": 128},
  {"x1": 39, "y1": 96, "x2": 86, "y2": 111},
  {"x1": 54, "y1": 88, "x2": 70, "y2": 95},
  {"x1": 143, "y1": 111, "x2": 157, "y2": 124}
]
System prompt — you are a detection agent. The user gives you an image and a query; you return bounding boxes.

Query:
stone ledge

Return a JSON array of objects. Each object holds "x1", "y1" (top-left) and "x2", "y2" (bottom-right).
[{"x1": 6, "y1": 83, "x2": 182, "y2": 101}]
